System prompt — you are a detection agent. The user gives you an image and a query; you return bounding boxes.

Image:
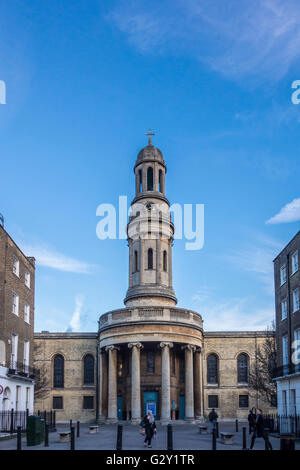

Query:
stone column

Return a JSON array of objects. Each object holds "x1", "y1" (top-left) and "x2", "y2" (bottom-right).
[
  {"x1": 194, "y1": 347, "x2": 203, "y2": 420},
  {"x1": 160, "y1": 342, "x2": 173, "y2": 422},
  {"x1": 105, "y1": 345, "x2": 119, "y2": 422},
  {"x1": 182, "y1": 345, "x2": 196, "y2": 420},
  {"x1": 128, "y1": 342, "x2": 143, "y2": 423},
  {"x1": 97, "y1": 348, "x2": 107, "y2": 423}
]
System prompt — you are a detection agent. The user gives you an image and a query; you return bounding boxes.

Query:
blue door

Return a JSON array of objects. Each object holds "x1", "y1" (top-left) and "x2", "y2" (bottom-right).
[
  {"x1": 143, "y1": 391, "x2": 158, "y2": 419},
  {"x1": 117, "y1": 396, "x2": 123, "y2": 420},
  {"x1": 179, "y1": 395, "x2": 185, "y2": 419}
]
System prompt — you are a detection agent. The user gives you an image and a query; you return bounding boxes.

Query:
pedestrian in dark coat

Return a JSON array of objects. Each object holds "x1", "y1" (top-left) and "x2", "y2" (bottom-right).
[
  {"x1": 250, "y1": 409, "x2": 272, "y2": 450},
  {"x1": 143, "y1": 412, "x2": 157, "y2": 448},
  {"x1": 248, "y1": 409, "x2": 256, "y2": 434}
]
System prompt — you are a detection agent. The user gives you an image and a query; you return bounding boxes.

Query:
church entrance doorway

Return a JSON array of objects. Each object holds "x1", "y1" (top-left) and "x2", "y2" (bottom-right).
[
  {"x1": 179, "y1": 395, "x2": 185, "y2": 419},
  {"x1": 143, "y1": 391, "x2": 158, "y2": 419}
]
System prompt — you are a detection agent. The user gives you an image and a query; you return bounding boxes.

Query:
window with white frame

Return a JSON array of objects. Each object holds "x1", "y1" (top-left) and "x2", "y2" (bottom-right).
[
  {"x1": 290, "y1": 389, "x2": 296, "y2": 415},
  {"x1": 292, "y1": 251, "x2": 299, "y2": 275},
  {"x1": 281, "y1": 299, "x2": 288, "y2": 320},
  {"x1": 294, "y1": 328, "x2": 300, "y2": 344},
  {"x1": 13, "y1": 256, "x2": 19, "y2": 277},
  {"x1": 24, "y1": 302, "x2": 30, "y2": 323},
  {"x1": 12, "y1": 292, "x2": 19, "y2": 316},
  {"x1": 11, "y1": 334, "x2": 18, "y2": 368},
  {"x1": 15, "y1": 386, "x2": 21, "y2": 411},
  {"x1": 282, "y1": 390, "x2": 287, "y2": 415},
  {"x1": 24, "y1": 270, "x2": 30, "y2": 288},
  {"x1": 282, "y1": 335, "x2": 289, "y2": 365},
  {"x1": 280, "y1": 264, "x2": 287, "y2": 286},
  {"x1": 293, "y1": 288, "x2": 300, "y2": 312},
  {"x1": 23, "y1": 340, "x2": 29, "y2": 372},
  {"x1": 26, "y1": 387, "x2": 30, "y2": 410}
]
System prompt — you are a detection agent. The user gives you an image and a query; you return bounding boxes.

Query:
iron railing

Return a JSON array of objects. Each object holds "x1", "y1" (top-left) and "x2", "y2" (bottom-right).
[
  {"x1": 0, "y1": 409, "x2": 56, "y2": 433},
  {"x1": 263, "y1": 414, "x2": 300, "y2": 437},
  {"x1": 7, "y1": 358, "x2": 40, "y2": 380}
]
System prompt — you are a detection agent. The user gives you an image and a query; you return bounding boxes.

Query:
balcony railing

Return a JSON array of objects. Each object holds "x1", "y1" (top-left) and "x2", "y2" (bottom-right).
[
  {"x1": 7, "y1": 359, "x2": 40, "y2": 380},
  {"x1": 272, "y1": 363, "x2": 300, "y2": 379}
]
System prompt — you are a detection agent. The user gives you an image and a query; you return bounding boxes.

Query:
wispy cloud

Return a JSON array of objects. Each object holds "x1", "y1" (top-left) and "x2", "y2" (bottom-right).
[
  {"x1": 66, "y1": 295, "x2": 84, "y2": 332},
  {"x1": 222, "y1": 232, "x2": 282, "y2": 295},
  {"x1": 109, "y1": 0, "x2": 300, "y2": 82},
  {"x1": 20, "y1": 243, "x2": 94, "y2": 274},
  {"x1": 192, "y1": 292, "x2": 273, "y2": 330},
  {"x1": 266, "y1": 197, "x2": 300, "y2": 224}
]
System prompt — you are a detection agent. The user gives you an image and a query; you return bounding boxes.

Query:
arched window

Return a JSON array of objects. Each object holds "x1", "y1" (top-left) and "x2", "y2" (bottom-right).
[
  {"x1": 134, "y1": 250, "x2": 138, "y2": 272},
  {"x1": 147, "y1": 167, "x2": 153, "y2": 191},
  {"x1": 84, "y1": 354, "x2": 95, "y2": 385},
  {"x1": 139, "y1": 169, "x2": 142, "y2": 192},
  {"x1": 159, "y1": 170, "x2": 163, "y2": 192},
  {"x1": 207, "y1": 354, "x2": 218, "y2": 384},
  {"x1": 163, "y1": 250, "x2": 167, "y2": 272},
  {"x1": 148, "y1": 248, "x2": 153, "y2": 269},
  {"x1": 237, "y1": 353, "x2": 248, "y2": 383},
  {"x1": 53, "y1": 354, "x2": 64, "y2": 388}
]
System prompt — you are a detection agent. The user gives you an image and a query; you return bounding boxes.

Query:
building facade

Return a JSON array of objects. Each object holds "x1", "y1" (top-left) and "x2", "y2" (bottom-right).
[
  {"x1": 274, "y1": 231, "x2": 300, "y2": 416},
  {"x1": 0, "y1": 223, "x2": 38, "y2": 413},
  {"x1": 34, "y1": 138, "x2": 274, "y2": 422}
]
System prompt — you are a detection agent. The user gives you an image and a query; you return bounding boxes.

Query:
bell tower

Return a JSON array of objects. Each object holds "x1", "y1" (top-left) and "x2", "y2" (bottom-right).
[{"x1": 124, "y1": 131, "x2": 177, "y2": 307}]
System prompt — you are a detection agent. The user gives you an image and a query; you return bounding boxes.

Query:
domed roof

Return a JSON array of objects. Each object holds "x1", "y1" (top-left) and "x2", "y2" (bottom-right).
[{"x1": 135, "y1": 144, "x2": 166, "y2": 168}]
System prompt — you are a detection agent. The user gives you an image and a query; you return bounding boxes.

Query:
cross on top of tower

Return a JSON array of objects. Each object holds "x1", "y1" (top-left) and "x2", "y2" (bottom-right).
[{"x1": 145, "y1": 129, "x2": 155, "y2": 145}]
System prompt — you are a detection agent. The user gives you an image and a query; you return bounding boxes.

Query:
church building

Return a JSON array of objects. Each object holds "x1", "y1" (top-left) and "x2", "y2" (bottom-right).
[{"x1": 34, "y1": 136, "x2": 275, "y2": 423}]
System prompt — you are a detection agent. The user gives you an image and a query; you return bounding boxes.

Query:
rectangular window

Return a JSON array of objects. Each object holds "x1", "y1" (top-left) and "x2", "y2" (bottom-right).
[
  {"x1": 292, "y1": 251, "x2": 299, "y2": 275},
  {"x1": 282, "y1": 335, "x2": 289, "y2": 366},
  {"x1": 281, "y1": 299, "x2": 288, "y2": 320},
  {"x1": 83, "y1": 396, "x2": 94, "y2": 409},
  {"x1": 11, "y1": 334, "x2": 18, "y2": 368},
  {"x1": 16, "y1": 386, "x2": 21, "y2": 411},
  {"x1": 293, "y1": 288, "x2": 300, "y2": 313},
  {"x1": 23, "y1": 340, "x2": 30, "y2": 371},
  {"x1": 53, "y1": 396, "x2": 63, "y2": 409},
  {"x1": 280, "y1": 264, "x2": 287, "y2": 286},
  {"x1": 24, "y1": 302, "x2": 30, "y2": 323},
  {"x1": 208, "y1": 395, "x2": 218, "y2": 408},
  {"x1": 13, "y1": 256, "x2": 19, "y2": 277},
  {"x1": 239, "y1": 395, "x2": 249, "y2": 408},
  {"x1": 12, "y1": 292, "x2": 19, "y2": 316},
  {"x1": 290, "y1": 389, "x2": 296, "y2": 415},
  {"x1": 282, "y1": 390, "x2": 287, "y2": 415},
  {"x1": 147, "y1": 351, "x2": 155, "y2": 373},
  {"x1": 25, "y1": 270, "x2": 30, "y2": 288},
  {"x1": 26, "y1": 387, "x2": 30, "y2": 410}
]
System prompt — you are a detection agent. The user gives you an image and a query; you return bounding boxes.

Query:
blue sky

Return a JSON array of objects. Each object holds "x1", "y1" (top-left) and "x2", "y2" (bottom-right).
[{"x1": 1, "y1": 0, "x2": 300, "y2": 332}]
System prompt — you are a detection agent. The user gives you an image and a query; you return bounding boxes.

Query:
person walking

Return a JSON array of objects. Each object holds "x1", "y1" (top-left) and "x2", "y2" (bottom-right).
[
  {"x1": 250, "y1": 409, "x2": 273, "y2": 450},
  {"x1": 143, "y1": 411, "x2": 157, "y2": 448},
  {"x1": 248, "y1": 408, "x2": 256, "y2": 434},
  {"x1": 208, "y1": 408, "x2": 218, "y2": 433}
]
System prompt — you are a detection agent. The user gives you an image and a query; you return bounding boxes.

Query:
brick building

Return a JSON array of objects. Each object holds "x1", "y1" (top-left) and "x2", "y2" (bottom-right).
[
  {"x1": 0, "y1": 221, "x2": 38, "y2": 413},
  {"x1": 273, "y1": 230, "x2": 300, "y2": 416}
]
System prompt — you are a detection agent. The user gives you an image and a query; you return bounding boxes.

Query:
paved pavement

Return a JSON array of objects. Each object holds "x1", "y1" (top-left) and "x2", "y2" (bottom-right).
[{"x1": 0, "y1": 422, "x2": 298, "y2": 450}]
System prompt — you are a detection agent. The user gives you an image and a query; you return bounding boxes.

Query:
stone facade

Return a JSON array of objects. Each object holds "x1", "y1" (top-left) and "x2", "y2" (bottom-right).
[{"x1": 33, "y1": 138, "x2": 275, "y2": 422}]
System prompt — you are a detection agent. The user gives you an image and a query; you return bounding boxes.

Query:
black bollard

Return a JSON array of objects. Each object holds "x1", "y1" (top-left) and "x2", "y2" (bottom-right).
[
  {"x1": 17, "y1": 426, "x2": 22, "y2": 450},
  {"x1": 45, "y1": 424, "x2": 49, "y2": 447},
  {"x1": 70, "y1": 426, "x2": 75, "y2": 450},
  {"x1": 116, "y1": 424, "x2": 123, "y2": 450},
  {"x1": 242, "y1": 427, "x2": 247, "y2": 450},
  {"x1": 70, "y1": 419, "x2": 73, "y2": 430},
  {"x1": 77, "y1": 421, "x2": 80, "y2": 438},
  {"x1": 212, "y1": 428, "x2": 217, "y2": 450},
  {"x1": 235, "y1": 419, "x2": 238, "y2": 432},
  {"x1": 167, "y1": 424, "x2": 173, "y2": 450}
]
